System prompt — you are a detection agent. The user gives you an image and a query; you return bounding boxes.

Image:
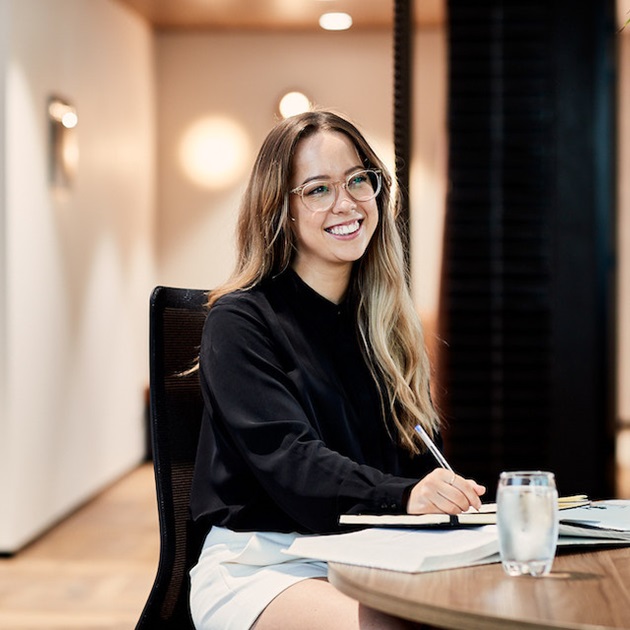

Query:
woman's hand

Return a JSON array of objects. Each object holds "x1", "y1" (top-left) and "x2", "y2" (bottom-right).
[{"x1": 406, "y1": 468, "x2": 486, "y2": 515}]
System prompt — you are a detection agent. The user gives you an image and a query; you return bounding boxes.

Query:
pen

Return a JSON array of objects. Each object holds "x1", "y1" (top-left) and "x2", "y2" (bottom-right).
[{"x1": 414, "y1": 424, "x2": 454, "y2": 473}]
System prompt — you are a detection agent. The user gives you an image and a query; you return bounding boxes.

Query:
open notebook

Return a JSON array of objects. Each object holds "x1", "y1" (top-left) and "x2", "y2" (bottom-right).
[{"x1": 339, "y1": 495, "x2": 590, "y2": 527}]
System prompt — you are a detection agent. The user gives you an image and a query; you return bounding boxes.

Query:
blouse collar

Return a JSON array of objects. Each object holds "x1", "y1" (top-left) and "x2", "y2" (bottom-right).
[{"x1": 273, "y1": 268, "x2": 354, "y2": 328}]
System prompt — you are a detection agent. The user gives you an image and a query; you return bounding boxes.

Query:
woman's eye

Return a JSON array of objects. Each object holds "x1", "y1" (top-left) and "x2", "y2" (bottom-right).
[
  {"x1": 306, "y1": 183, "x2": 330, "y2": 197},
  {"x1": 349, "y1": 173, "x2": 368, "y2": 188}
]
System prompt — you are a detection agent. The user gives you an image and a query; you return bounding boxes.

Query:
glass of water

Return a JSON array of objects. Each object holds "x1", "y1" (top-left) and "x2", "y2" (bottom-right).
[{"x1": 496, "y1": 471, "x2": 559, "y2": 577}]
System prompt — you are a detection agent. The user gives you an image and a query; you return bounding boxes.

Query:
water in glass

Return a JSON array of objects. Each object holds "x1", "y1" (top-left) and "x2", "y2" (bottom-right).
[{"x1": 496, "y1": 471, "x2": 559, "y2": 577}]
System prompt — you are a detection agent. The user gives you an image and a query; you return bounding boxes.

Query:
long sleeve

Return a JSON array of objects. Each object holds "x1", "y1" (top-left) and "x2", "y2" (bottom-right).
[{"x1": 190, "y1": 271, "x2": 436, "y2": 534}]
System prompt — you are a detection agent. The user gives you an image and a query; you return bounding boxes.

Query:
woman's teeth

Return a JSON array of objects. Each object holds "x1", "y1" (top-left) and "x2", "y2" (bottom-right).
[{"x1": 326, "y1": 220, "x2": 360, "y2": 236}]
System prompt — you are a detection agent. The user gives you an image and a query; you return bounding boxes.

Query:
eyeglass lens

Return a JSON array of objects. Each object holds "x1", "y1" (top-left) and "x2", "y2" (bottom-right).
[{"x1": 300, "y1": 170, "x2": 380, "y2": 212}]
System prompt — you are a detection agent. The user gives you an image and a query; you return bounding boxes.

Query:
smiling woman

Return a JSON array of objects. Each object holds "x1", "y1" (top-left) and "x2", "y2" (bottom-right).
[{"x1": 187, "y1": 109, "x2": 485, "y2": 630}]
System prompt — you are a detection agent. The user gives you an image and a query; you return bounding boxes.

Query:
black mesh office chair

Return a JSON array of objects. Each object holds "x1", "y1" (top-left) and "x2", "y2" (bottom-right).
[{"x1": 136, "y1": 286, "x2": 208, "y2": 630}]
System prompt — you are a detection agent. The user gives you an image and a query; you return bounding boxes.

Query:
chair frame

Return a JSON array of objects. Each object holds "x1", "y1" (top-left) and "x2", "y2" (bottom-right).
[{"x1": 136, "y1": 286, "x2": 208, "y2": 630}]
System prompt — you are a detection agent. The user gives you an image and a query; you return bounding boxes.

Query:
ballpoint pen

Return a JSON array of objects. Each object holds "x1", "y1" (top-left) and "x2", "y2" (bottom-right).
[{"x1": 414, "y1": 424, "x2": 454, "y2": 473}]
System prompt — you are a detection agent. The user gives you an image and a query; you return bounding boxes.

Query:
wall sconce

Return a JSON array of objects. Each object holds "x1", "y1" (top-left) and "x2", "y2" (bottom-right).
[
  {"x1": 178, "y1": 115, "x2": 251, "y2": 189},
  {"x1": 278, "y1": 91, "x2": 312, "y2": 119},
  {"x1": 48, "y1": 96, "x2": 78, "y2": 189}
]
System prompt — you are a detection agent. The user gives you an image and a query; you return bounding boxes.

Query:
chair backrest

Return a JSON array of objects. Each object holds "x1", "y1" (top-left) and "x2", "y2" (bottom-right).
[{"x1": 136, "y1": 286, "x2": 208, "y2": 630}]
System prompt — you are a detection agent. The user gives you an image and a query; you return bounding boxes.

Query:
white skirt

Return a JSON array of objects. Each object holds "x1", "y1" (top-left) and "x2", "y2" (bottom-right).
[{"x1": 190, "y1": 527, "x2": 328, "y2": 630}]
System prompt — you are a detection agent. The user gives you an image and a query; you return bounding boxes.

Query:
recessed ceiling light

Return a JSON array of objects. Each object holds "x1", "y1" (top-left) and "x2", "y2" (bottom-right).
[
  {"x1": 278, "y1": 91, "x2": 311, "y2": 119},
  {"x1": 319, "y1": 12, "x2": 353, "y2": 31}
]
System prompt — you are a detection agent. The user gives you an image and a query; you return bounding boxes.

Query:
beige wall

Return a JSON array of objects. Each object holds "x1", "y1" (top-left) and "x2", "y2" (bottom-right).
[
  {"x1": 0, "y1": 0, "x2": 7, "y2": 495},
  {"x1": 409, "y1": 30, "x2": 447, "y2": 354},
  {"x1": 619, "y1": 29, "x2": 630, "y2": 425},
  {"x1": 0, "y1": 0, "x2": 155, "y2": 552},
  {"x1": 617, "y1": 25, "x2": 630, "y2": 494}
]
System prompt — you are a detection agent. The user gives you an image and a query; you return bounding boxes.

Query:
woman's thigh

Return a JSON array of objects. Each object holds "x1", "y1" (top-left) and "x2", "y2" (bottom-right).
[{"x1": 251, "y1": 578, "x2": 423, "y2": 630}]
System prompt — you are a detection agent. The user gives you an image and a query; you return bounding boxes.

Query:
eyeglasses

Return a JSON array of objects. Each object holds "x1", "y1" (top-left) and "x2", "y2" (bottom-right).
[{"x1": 290, "y1": 169, "x2": 382, "y2": 213}]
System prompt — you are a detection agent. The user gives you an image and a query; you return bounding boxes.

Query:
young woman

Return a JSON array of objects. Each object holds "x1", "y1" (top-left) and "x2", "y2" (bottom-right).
[{"x1": 189, "y1": 110, "x2": 485, "y2": 630}]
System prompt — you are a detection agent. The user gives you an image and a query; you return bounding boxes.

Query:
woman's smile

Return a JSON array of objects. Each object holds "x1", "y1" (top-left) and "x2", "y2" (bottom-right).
[{"x1": 324, "y1": 218, "x2": 363, "y2": 237}]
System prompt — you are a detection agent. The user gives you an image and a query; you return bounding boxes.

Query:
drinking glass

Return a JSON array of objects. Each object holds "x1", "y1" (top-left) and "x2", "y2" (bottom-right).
[{"x1": 496, "y1": 471, "x2": 559, "y2": 577}]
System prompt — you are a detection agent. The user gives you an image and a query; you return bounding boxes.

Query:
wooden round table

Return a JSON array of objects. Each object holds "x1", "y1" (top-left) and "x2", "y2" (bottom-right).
[{"x1": 328, "y1": 546, "x2": 630, "y2": 629}]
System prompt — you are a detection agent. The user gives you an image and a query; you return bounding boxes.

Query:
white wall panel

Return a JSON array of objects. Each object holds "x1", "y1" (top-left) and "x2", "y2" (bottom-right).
[{"x1": 0, "y1": 0, "x2": 155, "y2": 552}]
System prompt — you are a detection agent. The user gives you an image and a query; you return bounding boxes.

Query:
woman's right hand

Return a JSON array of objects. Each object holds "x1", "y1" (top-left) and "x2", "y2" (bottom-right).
[{"x1": 406, "y1": 468, "x2": 486, "y2": 515}]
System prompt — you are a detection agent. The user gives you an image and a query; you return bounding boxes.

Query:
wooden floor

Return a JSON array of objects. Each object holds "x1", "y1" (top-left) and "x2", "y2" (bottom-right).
[{"x1": 0, "y1": 464, "x2": 159, "y2": 630}]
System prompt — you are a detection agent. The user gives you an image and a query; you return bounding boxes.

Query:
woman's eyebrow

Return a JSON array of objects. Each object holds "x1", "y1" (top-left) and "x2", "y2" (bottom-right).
[
  {"x1": 344, "y1": 165, "x2": 365, "y2": 176},
  {"x1": 298, "y1": 165, "x2": 364, "y2": 186},
  {"x1": 298, "y1": 173, "x2": 328, "y2": 185}
]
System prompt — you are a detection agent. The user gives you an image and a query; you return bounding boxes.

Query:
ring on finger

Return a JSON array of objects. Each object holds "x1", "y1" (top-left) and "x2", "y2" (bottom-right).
[{"x1": 448, "y1": 472, "x2": 456, "y2": 485}]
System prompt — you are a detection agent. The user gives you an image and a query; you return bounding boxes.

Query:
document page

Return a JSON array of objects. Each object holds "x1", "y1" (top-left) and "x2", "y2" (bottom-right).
[
  {"x1": 285, "y1": 526, "x2": 499, "y2": 573},
  {"x1": 559, "y1": 500, "x2": 630, "y2": 540}
]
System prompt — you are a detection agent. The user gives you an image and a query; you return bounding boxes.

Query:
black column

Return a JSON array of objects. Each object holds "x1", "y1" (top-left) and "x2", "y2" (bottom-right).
[{"x1": 394, "y1": 0, "x2": 413, "y2": 273}]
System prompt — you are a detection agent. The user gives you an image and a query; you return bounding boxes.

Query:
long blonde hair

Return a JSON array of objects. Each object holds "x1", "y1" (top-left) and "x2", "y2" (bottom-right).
[{"x1": 210, "y1": 110, "x2": 439, "y2": 453}]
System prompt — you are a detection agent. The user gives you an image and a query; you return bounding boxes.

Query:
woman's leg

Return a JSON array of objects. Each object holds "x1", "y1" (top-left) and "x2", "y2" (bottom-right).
[{"x1": 251, "y1": 578, "x2": 422, "y2": 630}]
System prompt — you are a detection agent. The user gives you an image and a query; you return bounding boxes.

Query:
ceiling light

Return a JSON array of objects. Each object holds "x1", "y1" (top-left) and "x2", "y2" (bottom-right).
[
  {"x1": 319, "y1": 12, "x2": 353, "y2": 31},
  {"x1": 278, "y1": 91, "x2": 311, "y2": 119}
]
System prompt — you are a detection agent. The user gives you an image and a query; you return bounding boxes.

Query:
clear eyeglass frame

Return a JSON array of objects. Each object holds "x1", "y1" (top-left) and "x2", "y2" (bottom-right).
[{"x1": 289, "y1": 168, "x2": 382, "y2": 213}]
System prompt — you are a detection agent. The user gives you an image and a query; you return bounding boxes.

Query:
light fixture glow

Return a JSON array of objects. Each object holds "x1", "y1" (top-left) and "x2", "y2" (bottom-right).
[
  {"x1": 319, "y1": 12, "x2": 353, "y2": 31},
  {"x1": 48, "y1": 96, "x2": 79, "y2": 189},
  {"x1": 48, "y1": 99, "x2": 78, "y2": 128},
  {"x1": 278, "y1": 91, "x2": 311, "y2": 119},
  {"x1": 61, "y1": 111, "x2": 78, "y2": 129},
  {"x1": 179, "y1": 116, "x2": 251, "y2": 190}
]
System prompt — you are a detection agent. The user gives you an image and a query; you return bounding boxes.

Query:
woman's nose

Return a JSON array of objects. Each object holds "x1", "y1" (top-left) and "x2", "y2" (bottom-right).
[{"x1": 332, "y1": 184, "x2": 357, "y2": 213}]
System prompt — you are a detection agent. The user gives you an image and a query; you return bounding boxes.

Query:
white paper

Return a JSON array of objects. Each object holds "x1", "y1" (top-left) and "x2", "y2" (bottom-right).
[
  {"x1": 559, "y1": 500, "x2": 630, "y2": 536},
  {"x1": 284, "y1": 525, "x2": 500, "y2": 573}
]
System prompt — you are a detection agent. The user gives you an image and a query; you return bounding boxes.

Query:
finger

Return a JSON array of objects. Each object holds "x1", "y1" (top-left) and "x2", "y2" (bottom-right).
[
  {"x1": 427, "y1": 472, "x2": 475, "y2": 513},
  {"x1": 434, "y1": 491, "x2": 469, "y2": 514},
  {"x1": 432, "y1": 471, "x2": 482, "y2": 512},
  {"x1": 449, "y1": 477, "x2": 484, "y2": 510},
  {"x1": 407, "y1": 481, "x2": 461, "y2": 514},
  {"x1": 439, "y1": 483, "x2": 475, "y2": 513},
  {"x1": 407, "y1": 472, "x2": 486, "y2": 514},
  {"x1": 432, "y1": 473, "x2": 473, "y2": 513}
]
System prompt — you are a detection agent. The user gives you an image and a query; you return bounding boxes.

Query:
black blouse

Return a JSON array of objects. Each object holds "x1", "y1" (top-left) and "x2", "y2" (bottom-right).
[{"x1": 190, "y1": 269, "x2": 438, "y2": 535}]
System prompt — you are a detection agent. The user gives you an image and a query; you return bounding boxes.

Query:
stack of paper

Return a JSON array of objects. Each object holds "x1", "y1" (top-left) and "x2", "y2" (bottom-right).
[
  {"x1": 285, "y1": 526, "x2": 500, "y2": 573},
  {"x1": 285, "y1": 500, "x2": 630, "y2": 574}
]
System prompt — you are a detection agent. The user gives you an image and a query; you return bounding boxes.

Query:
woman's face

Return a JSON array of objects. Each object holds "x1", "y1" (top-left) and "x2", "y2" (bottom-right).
[{"x1": 288, "y1": 131, "x2": 379, "y2": 284}]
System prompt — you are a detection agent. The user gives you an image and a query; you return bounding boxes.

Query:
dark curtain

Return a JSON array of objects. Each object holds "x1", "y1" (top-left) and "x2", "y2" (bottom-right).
[{"x1": 437, "y1": 0, "x2": 617, "y2": 499}]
